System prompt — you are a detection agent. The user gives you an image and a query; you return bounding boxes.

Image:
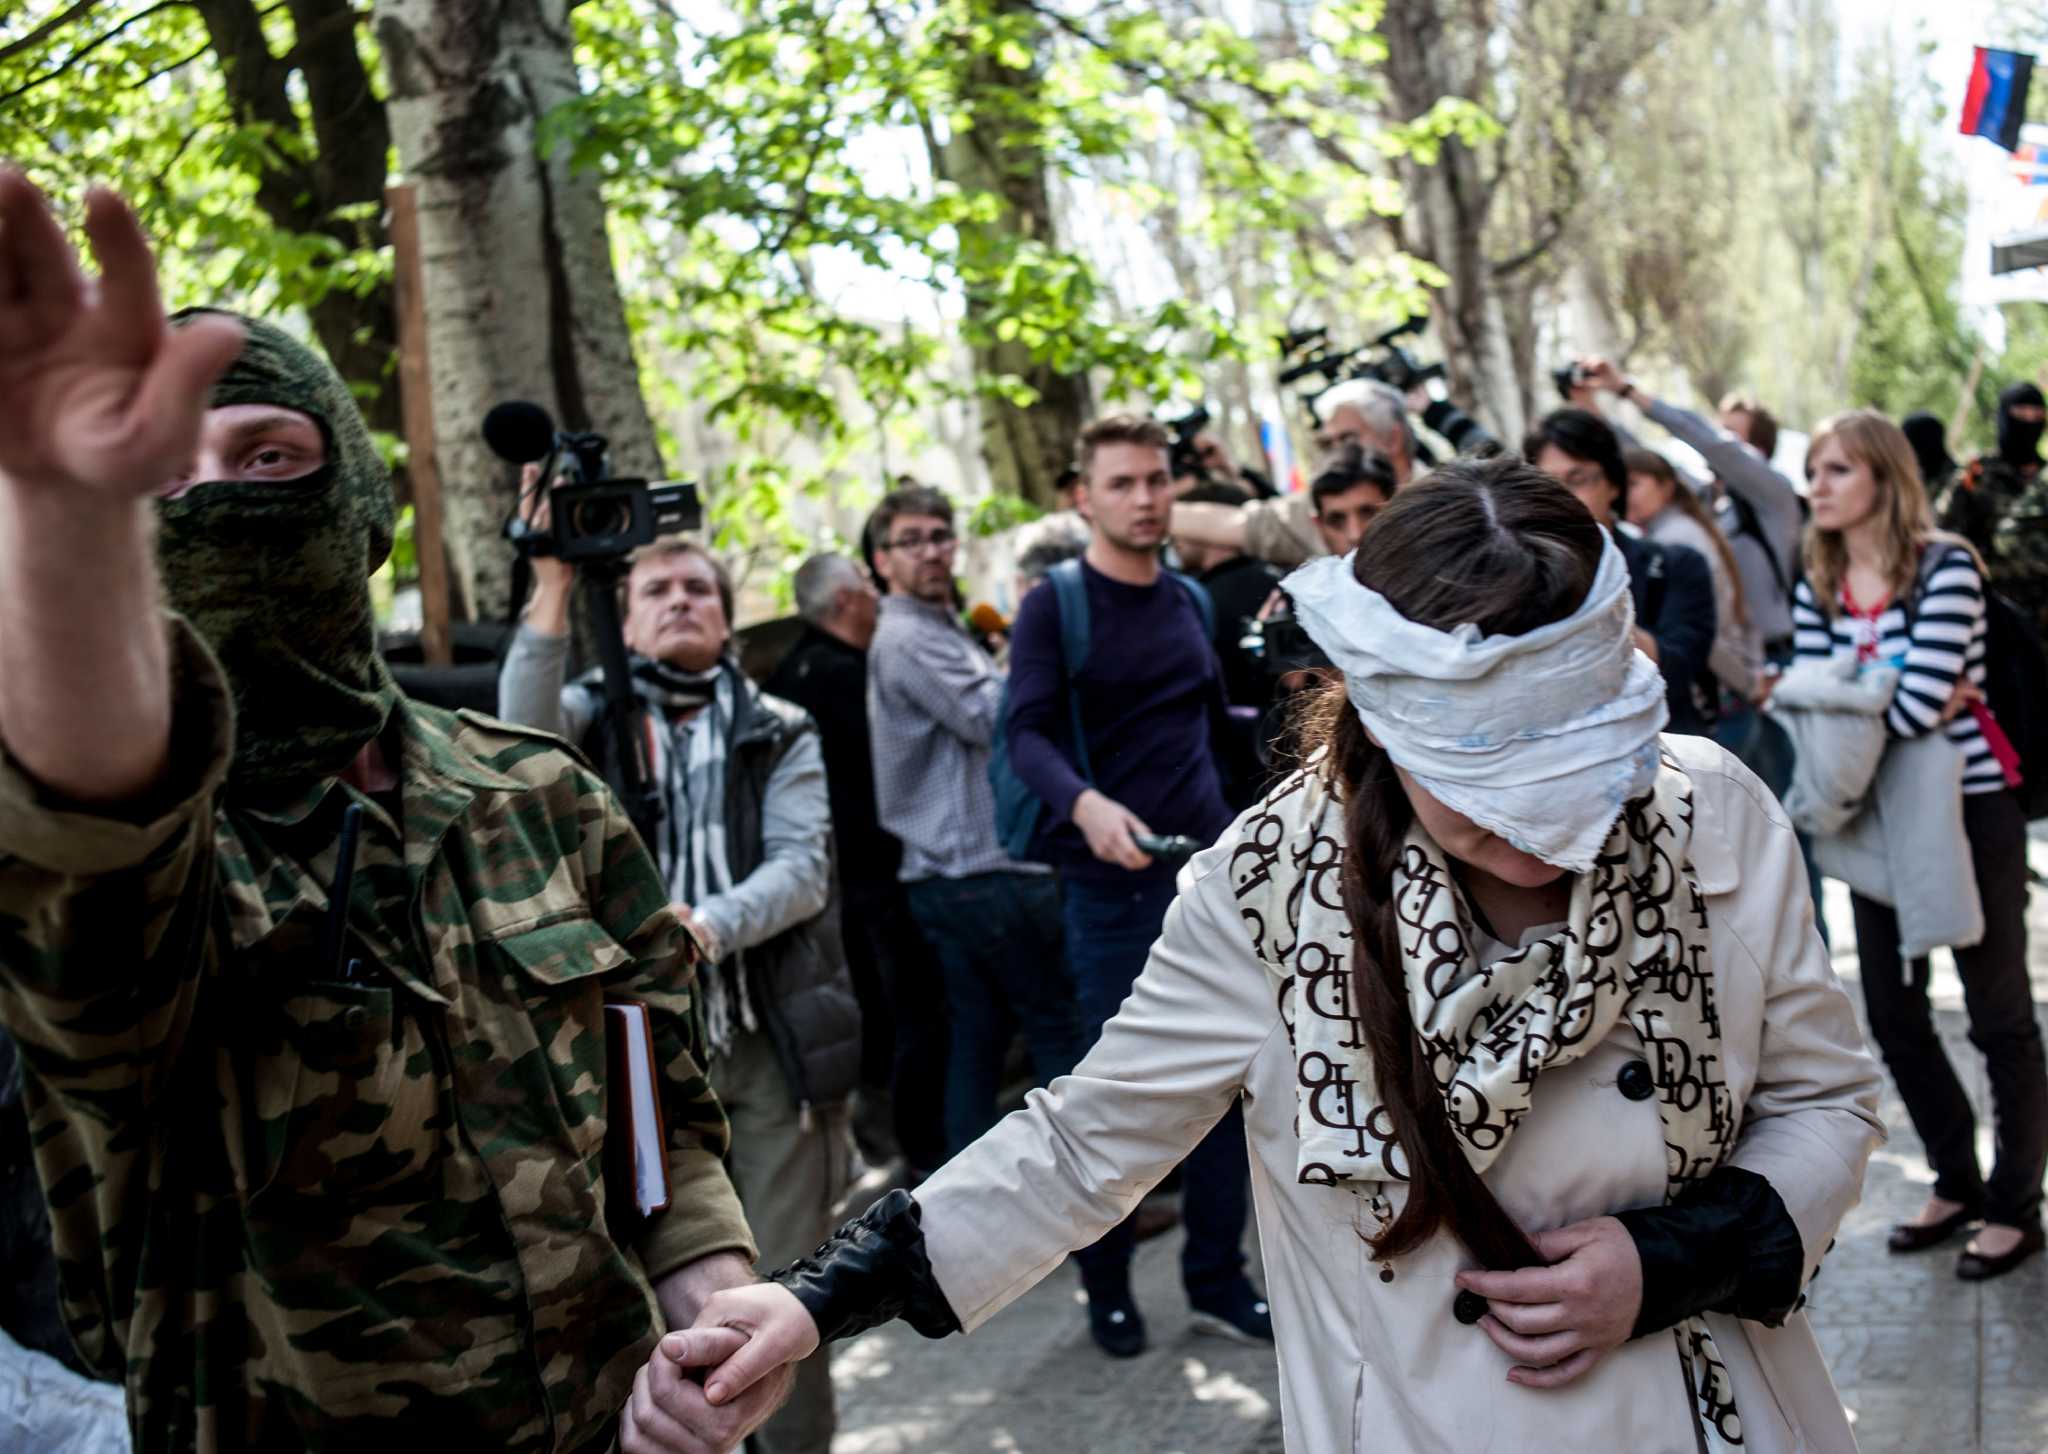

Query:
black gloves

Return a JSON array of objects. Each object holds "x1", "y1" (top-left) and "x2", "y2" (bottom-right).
[
  {"x1": 1614, "y1": 1166, "x2": 1806, "y2": 1339},
  {"x1": 768, "y1": 1188, "x2": 963, "y2": 1344}
]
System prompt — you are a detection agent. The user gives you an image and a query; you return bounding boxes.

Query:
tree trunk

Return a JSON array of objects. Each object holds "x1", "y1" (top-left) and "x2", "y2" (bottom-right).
[
  {"x1": 1377, "y1": 0, "x2": 1527, "y2": 445},
  {"x1": 929, "y1": 0, "x2": 1091, "y2": 509},
  {"x1": 374, "y1": 0, "x2": 662, "y2": 621},
  {"x1": 194, "y1": 0, "x2": 400, "y2": 439}
]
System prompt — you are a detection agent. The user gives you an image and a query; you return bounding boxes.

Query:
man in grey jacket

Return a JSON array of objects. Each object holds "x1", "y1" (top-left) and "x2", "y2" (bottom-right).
[
  {"x1": 862, "y1": 485, "x2": 1088, "y2": 1157},
  {"x1": 497, "y1": 515, "x2": 859, "y2": 1454}
]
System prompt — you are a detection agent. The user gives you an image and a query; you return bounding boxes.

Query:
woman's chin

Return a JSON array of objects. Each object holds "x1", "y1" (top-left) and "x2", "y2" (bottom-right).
[{"x1": 1482, "y1": 848, "x2": 1570, "y2": 888}]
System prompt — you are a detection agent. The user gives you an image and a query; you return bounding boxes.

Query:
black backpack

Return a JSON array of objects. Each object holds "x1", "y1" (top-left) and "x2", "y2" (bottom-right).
[{"x1": 1906, "y1": 546, "x2": 2048, "y2": 820}]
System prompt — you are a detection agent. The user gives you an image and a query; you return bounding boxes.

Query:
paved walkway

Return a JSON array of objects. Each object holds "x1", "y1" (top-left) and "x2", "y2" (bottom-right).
[{"x1": 826, "y1": 858, "x2": 2048, "y2": 1453}]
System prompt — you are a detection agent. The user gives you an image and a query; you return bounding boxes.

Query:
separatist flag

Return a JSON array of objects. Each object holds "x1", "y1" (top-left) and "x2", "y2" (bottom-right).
[{"x1": 1962, "y1": 46, "x2": 2036, "y2": 152}]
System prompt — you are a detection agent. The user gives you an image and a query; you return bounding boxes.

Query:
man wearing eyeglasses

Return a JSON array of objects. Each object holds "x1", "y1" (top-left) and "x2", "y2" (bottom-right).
[{"x1": 864, "y1": 486, "x2": 1089, "y2": 1159}]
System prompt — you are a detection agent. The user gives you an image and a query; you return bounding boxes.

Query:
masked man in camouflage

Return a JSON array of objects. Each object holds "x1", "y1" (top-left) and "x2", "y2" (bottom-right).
[
  {"x1": 0, "y1": 172, "x2": 785, "y2": 1453},
  {"x1": 1939, "y1": 379, "x2": 2048, "y2": 635}
]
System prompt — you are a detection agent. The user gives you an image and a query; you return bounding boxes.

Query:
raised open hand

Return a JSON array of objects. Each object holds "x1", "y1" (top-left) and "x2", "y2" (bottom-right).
[{"x1": 0, "y1": 170, "x2": 244, "y2": 500}]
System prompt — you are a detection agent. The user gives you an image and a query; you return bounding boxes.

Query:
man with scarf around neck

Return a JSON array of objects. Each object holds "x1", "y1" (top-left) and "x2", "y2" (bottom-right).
[
  {"x1": 666, "y1": 455, "x2": 1887, "y2": 1454},
  {"x1": 1940, "y1": 379, "x2": 2048, "y2": 635},
  {"x1": 0, "y1": 173, "x2": 792, "y2": 1453},
  {"x1": 498, "y1": 489, "x2": 859, "y2": 1454}
]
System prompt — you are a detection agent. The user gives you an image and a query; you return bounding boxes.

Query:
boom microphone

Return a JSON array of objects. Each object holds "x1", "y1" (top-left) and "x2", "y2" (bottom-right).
[{"x1": 482, "y1": 401, "x2": 558, "y2": 464}]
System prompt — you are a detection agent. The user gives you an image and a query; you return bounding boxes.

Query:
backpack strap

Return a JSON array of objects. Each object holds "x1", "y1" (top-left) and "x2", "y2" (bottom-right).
[
  {"x1": 1045, "y1": 558, "x2": 1095, "y2": 785},
  {"x1": 1899, "y1": 541, "x2": 1956, "y2": 631},
  {"x1": 1166, "y1": 569, "x2": 1216, "y2": 638}
]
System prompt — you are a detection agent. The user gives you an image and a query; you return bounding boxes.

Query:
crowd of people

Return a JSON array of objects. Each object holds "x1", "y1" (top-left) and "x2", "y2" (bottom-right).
[{"x1": 1, "y1": 167, "x2": 2046, "y2": 1454}]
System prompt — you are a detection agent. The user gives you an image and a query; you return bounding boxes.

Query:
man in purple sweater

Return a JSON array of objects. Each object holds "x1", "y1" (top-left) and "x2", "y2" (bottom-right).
[{"x1": 1006, "y1": 414, "x2": 1269, "y2": 1358}]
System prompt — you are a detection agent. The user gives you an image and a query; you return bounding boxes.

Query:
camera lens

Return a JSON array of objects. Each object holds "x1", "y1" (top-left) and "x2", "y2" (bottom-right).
[{"x1": 568, "y1": 496, "x2": 631, "y2": 543}]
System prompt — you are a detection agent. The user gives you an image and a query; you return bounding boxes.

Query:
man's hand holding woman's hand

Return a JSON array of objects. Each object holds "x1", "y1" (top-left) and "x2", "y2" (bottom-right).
[
  {"x1": 619, "y1": 1282, "x2": 816, "y2": 1454},
  {"x1": 619, "y1": 1282, "x2": 822, "y2": 1452}
]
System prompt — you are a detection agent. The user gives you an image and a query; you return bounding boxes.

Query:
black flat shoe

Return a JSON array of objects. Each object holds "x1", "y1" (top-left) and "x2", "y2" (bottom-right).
[
  {"x1": 1956, "y1": 1222, "x2": 2045, "y2": 1281},
  {"x1": 1888, "y1": 1204, "x2": 1981, "y2": 1252}
]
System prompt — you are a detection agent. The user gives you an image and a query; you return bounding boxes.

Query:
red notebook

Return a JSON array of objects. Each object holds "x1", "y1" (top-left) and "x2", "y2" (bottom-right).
[{"x1": 604, "y1": 997, "x2": 672, "y2": 1219}]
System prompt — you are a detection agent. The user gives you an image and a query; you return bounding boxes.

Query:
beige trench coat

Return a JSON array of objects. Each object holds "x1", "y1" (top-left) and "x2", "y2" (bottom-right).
[{"x1": 916, "y1": 735, "x2": 1887, "y2": 1454}]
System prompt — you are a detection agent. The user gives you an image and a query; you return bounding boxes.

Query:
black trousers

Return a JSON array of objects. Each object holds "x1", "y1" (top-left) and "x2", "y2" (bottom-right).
[
  {"x1": 1852, "y1": 789, "x2": 2048, "y2": 1227},
  {"x1": 844, "y1": 880, "x2": 950, "y2": 1175}
]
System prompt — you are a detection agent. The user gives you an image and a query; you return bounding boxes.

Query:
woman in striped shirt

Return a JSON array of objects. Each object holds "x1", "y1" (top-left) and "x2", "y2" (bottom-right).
[{"x1": 1794, "y1": 409, "x2": 2047, "y2": 1279}]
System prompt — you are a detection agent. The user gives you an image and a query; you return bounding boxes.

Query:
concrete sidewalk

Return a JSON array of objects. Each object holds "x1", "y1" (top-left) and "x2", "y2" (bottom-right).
[{"x1": 825, "y1": 866, "x2": 2048, "y2": 1453}]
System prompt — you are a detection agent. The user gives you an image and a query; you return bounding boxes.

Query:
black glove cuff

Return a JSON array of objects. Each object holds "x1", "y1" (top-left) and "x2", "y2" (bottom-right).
[
  {"x1": 768, "y1": 1188, "x2": 963, "y2": 1344},
  {"x1": 1615, "y1": 1166, "x2": 1805, "y2": 1340}
]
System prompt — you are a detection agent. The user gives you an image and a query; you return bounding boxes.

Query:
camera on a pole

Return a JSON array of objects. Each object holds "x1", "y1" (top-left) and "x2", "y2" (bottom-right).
[{"x1": 484, "y1": 399, "x2": 703, "y2": 562}]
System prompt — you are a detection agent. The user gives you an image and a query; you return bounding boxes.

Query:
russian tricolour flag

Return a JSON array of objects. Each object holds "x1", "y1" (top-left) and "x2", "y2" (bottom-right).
[{"x1": 1962, "y1": 46, "x2": 2035, "y2": 152}]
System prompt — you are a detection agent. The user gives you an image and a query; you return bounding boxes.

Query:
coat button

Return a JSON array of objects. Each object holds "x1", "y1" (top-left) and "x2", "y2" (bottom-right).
[
  {"x1": 1617, "y1": 1059, "x2": 1655, "y2": 1101},
  {"x1": 1453, "y1": 1289, "x2": 1487, "y2": 1325}
]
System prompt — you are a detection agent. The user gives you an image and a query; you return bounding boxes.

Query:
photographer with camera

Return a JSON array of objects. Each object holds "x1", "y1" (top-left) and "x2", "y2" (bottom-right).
[
  {"x1": 498, "y1": 476, "x2": 859, "y2": 1454},
  {"x1": 1004, "y1": 414, "x2": 1268, "y2": 1360},
  {"x1": 1173, "y1": 373, "x2": 1499, "y2": 570}
]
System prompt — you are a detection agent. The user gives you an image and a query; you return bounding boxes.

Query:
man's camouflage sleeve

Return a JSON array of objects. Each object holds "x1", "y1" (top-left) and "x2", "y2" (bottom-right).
[
  {"x1": 0, "y1": 617, "x2": 231, "y2": 1377},
  {"x1": 565, "y1": 760, "x2": 756, "y2": 1280}
]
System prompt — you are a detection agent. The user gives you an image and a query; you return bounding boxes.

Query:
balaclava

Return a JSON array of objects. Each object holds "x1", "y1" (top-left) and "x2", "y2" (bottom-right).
[
  {"x1": 1900, "y1": 411, "x2": 1953, "y2": 487},
  {"x1": 1997, "y1": 381, "x2": 2046, "y2": 467},
  {"x1": 157, "y1": 311, "x2": 400, "y2": 799}
]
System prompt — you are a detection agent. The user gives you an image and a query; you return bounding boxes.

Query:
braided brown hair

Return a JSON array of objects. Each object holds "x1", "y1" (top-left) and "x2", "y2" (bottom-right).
[{"x1": 1299, "y1": 453, "x2": 1606, "y2": 1267}]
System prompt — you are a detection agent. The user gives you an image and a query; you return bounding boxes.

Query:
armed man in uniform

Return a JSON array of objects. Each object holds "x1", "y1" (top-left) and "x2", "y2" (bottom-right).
[{"x1": 0, "y1": 172, "x2": 779, "y2": 1451}]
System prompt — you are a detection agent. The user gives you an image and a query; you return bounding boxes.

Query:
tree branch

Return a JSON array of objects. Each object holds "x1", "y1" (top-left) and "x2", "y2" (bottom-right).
[
  {"x1": 0, "y1": 0, "x2": 104, "y2": 65},
  {"x1": 0, "y1": 0, "x2": 192, "y2": 108}
]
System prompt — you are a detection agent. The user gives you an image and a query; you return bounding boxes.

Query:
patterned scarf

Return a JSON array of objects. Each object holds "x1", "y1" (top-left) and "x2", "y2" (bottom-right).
[
  {"x1": 1234, "y1": 752, "x2": 1745, "y2": 1450},
  {"x1": 638, "y1": 659, "x2": 756, "y2": 1057}
]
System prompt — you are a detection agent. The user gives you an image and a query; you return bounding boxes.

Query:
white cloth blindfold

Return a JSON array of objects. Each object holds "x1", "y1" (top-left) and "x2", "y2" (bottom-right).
[{"x1": 1284, "y1": 530, "x2": 1668, "y2": 872}]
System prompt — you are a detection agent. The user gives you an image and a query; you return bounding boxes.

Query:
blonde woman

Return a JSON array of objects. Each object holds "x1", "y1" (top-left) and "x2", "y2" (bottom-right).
[{"x1": 1793, "y1": 408, "x2": 2048, "y2": 1279}]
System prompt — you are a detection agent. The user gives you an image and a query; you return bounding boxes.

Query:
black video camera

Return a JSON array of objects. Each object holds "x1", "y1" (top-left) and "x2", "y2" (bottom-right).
[
  {"x1": 1279, "y1": 318, "x2": 1447, "y2": 425},
  {"x1": 485, "y1": 401, "x2": 703, "y2": 564},
  {"x1": 1165, "y1": 405, "x2": 1212, "y2": 483}
]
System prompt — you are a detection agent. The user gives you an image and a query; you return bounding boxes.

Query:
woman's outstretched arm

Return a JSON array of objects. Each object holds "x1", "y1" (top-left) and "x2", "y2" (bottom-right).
[{"x1": 688, "y1": 837, "x2": 1283, "y2": 1403}]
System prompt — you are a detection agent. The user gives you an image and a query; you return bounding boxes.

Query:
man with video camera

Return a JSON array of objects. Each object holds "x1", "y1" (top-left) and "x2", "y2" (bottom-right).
[
  {"x1": 0, "y1": 171, "x2": 787, "y2": 1454},
  {"x1": 498, "y1": 473, "x2": 858, "y2": 1454}
]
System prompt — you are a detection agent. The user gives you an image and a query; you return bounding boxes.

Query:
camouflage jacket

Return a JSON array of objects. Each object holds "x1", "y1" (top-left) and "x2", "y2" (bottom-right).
[
  {"x1": 0, "y1": 619, "x2": 755, "y2": 1453},
  {"x1": 1939, "y1": 454, "x2": 2048, "y2": 635}
]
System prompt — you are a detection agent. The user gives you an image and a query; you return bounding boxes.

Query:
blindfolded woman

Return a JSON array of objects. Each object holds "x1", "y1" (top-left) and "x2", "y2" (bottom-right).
[{"x1": 649, "y1": 455, "x2": 1885, "y2": 1454}]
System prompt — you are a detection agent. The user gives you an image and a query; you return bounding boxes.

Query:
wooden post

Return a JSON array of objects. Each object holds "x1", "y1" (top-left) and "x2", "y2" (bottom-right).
[{"x1": 386, "y1": 182, "x2": 453, "y2": 665}]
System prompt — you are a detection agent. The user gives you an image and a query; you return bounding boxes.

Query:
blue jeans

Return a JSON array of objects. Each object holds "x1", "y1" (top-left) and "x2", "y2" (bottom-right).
[
  {"x1": 904, "y1": 872, "x2": 1086, "y2": 1156},
  {"x1": 1062, "y1": 874, "x2": 1251, "y2": 1304}
]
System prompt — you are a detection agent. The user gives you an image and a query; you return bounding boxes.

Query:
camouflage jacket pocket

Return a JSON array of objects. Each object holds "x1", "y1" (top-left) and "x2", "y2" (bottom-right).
[
  {"x1": 480, "y1": 915, "x2": 633, "y2": 1171},
  {"x1": 239, "y1": 978, "x2": 438, "y2": 1204}
]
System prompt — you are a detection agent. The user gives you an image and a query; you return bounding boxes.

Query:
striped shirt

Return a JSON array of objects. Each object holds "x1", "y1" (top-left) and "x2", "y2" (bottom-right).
[{"x1": 1791, "y1": 542, "x2": 2002, "y2": 793}]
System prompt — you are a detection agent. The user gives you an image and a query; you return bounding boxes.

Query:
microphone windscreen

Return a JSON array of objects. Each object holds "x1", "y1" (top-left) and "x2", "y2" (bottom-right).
[
  {"x1": 967, "y1": 602, "x2": 1010, "y2": 635},
  {"x1": 482, "y1": 401, "x2": 557, "y2": 464}
]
